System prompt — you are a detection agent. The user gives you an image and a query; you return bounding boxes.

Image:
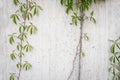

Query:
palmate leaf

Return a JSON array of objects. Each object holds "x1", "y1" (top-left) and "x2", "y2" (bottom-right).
[
  {"x1": 10, "y1": 53, "x2": 16, "y2": 60},
  {"x1": 10, "y1": 14, "x2": 20, "y2": 24},
  {"x1": 9, "y1": 74, "x2": 14, "y2": 80},
  {"x1": 23, "y1": 62, "x2": 32, "y2": 71},
  {"x1": 24, "y1": 42, "x2": 33, "y2": 52},
  {"x1": 27, "y1": 23, "x2": 37, "y2": 35}
]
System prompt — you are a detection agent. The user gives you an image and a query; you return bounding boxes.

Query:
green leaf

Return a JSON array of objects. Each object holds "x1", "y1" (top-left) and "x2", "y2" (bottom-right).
[
  {"x1": 33, "y1": 26, "x2": 37, "y2": 33},
  {"x1": 94, "y1": 0, "x2": 96, "y2": 3},
  {"x1": 81, "y1": 51, "x2": 85, "y2": 57},
  {"x1": 13, "y1": 16, "x2": 17, "y2": 24},
  {"x1": 83, "y1": 33, "x2": 89, "y2": 41},
  {"x1": 92, "y1": 17, "x2": 96, "y2": 24},
  {"x1": 20, "y1": 6, "x2": 23, "y2": 12},
  {"x1": 30, "y1": 6, "x2": 34, "y2": 11},
  {"x1": 9, "y1": 36, "x2": 14, "y2": 45},
  {"x1": 109, "y1": 56, "x2": 114, "y2": 62},
  {"x1": 22, "y1": 34, "x2": 27, "y2": 40},
  {"x1": 19, "y1": 26, "x2": 24, "y2": 33},
  {"x1": 24, "y1": 43, "x2": 33, "y2": 52},
  {"x1": 27, "y1": 13, "x2": 32, "y2": 20},
  {"x1": 16, "y1": 63, "x2": 22, "y2": 69},
  {"x1": 10, "y1": 53, "x2": 16, "y2": 60},
  {"x1": 108, "y1": 67, "x2": 112, "y2": 72},
  {"x1": 84, "y1": 3, "x2": 89, "y2": 10},
  {"x1": 13, "y1": 0, "x2": 19, "y2": 6},
  {"x1": 16, "y1": 15, "x2": 20, "y2": 21},
  {"x1": 30, "y1": 28, "x2": 33, "y2": 35},
  {"x1": 18, "y1": 52, "x2": 24, "y2": 58},
  {"x1": 34, "y1": 8, "x2": 37, "y2": 15},
  {"x1": 27, "y1": 25, "x2": 31, "y2": 32},
  {"x1": 26, "y1": 46, "x2": 29, "y2": 52},
  {"x1": 10, "y1": 14, "x2": 14, "y2": 19},
  {"x1": 9, "y1": 74, "x2": 14, "y2": 80},
  {"x1": 38, "y1": 5, "x2": 43, "y2": 10},
  {"x1": 61, "y1": 0, "x2": 66, "y2": 5},
  {"x1": 90, "y1": 11, "x2": 94, "y2": 16},
  {"x1": 66, "y1": 7, "x2": 71, "y2": 14},
  {"x1": 10, "y1": 14, "x2": 18, "y2": 24},
  {"x1": 17, "y1": 45, "x2": 19, "y2": 51},
  {"x1": 111, "y1": 44, "x2": 115, "y2": 54},
  {"x1": 23, "y1": 62, "x2": 32, "y2": 71}
]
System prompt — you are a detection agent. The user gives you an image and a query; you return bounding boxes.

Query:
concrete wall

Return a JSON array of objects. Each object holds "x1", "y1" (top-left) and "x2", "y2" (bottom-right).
[{"x1": 0, "y1": 0, "x2": 120, "y2": 80}]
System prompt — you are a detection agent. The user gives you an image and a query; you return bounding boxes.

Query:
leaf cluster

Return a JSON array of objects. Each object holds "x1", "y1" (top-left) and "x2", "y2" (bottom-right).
[
  {"x1": 109, "y1": 37, "x2": 120, "y2": 80},
  {"x1": 9, "y1": 0, "x2": 42, "y2": 80},
  {"x1": 60, "y1": 0, "x2": 105, "y2": 26}
]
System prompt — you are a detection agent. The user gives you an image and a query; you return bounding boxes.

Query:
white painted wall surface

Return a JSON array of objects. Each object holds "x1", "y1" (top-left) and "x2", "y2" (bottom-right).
[{"x1": 0, "y1": 0, "x2": 120, "y2": 80}]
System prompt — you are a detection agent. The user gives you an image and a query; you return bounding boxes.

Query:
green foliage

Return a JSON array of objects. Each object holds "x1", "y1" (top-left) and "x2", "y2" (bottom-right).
[
  {"x1": 109, "y1": 37, "x2": 120, "y2": 80},
  {"x1": 9, "y1": 74, "x2": 15, "y2": 80},
  {"x1": 13, "y1": 0, "x2": 19, "y2": 6},
  {"x1": 10, "y1": 14, "x2": 20, "y2": 24},
  {"x1": 83, "y1": 33, "x2": 89, "y2": 41},
  {"x1": 61, "y1": 0, "x2": 96, "y2": 14},
  {"x1": 9, "y1": 36, "x2": 14, "y2": 45},
  {"x1": 24, "y1": 42, "x2": 33, "y2": 52},
  {"x1": 10, "y1": 51, "x2": 16, "y2": 60},
  {"x1": 60, "y1": 0, "x2": 106, "y2": 80},
  {"x1": 61, "y1": 0, "x2": 105, "y2": 25},
  {"x1": 9, "y1": 0, "x2": 42, "y2": 80},
  {"x1": 16, "y1": 63, "x2": 22, "y2": 69},
  {"x1": 23, "y1": 62, "x2": 32, "y2": 71}
]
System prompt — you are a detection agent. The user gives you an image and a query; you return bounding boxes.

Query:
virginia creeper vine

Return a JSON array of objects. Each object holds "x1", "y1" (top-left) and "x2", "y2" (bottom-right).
[
  {"x1": 109, "y1": 37, "x2": 120, "y2": 80},
  {"x1": 60, "y1": 0, "x2": 105, "y2": 80},
  {"x1": 9, "y1": 0, "x2": 42, "y2": 80}
]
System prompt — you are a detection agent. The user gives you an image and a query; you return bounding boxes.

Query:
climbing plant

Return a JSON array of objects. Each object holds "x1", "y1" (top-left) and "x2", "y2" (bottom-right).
[
  {"x1": 60, "y1": 0, "x2": 105, "y2": 80},
  {"x1": 109, "y1": 37, "x2": 120, "y2": 80},
  {"x1": 9, "y1": 0, "x2": 42, "y2": 80}
]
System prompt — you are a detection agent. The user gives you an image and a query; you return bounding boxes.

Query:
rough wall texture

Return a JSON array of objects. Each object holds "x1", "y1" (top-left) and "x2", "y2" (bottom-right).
[{"x1": 0, "y1": 0, "x2": 120, "y2": 80}]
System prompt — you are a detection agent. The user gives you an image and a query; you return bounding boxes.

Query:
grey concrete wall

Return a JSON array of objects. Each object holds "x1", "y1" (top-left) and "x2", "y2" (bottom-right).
[{"x1": 0, "y1": 0, "x2": 120, "y2": 80}]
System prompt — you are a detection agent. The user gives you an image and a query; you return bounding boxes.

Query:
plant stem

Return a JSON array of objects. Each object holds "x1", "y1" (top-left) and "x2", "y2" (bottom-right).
[
  {"x1": 78, "y1": 8, "x2": 84, "y2": 80},
  {"x1": 67, "y1": 42, "x2": 80, "y2": 80},
  {"x1": 17, "y1": 0, "x2": 28, "y2": 80},
  {"x1": 67, "y1": 3, "x2": 84, "y2": 80}
]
